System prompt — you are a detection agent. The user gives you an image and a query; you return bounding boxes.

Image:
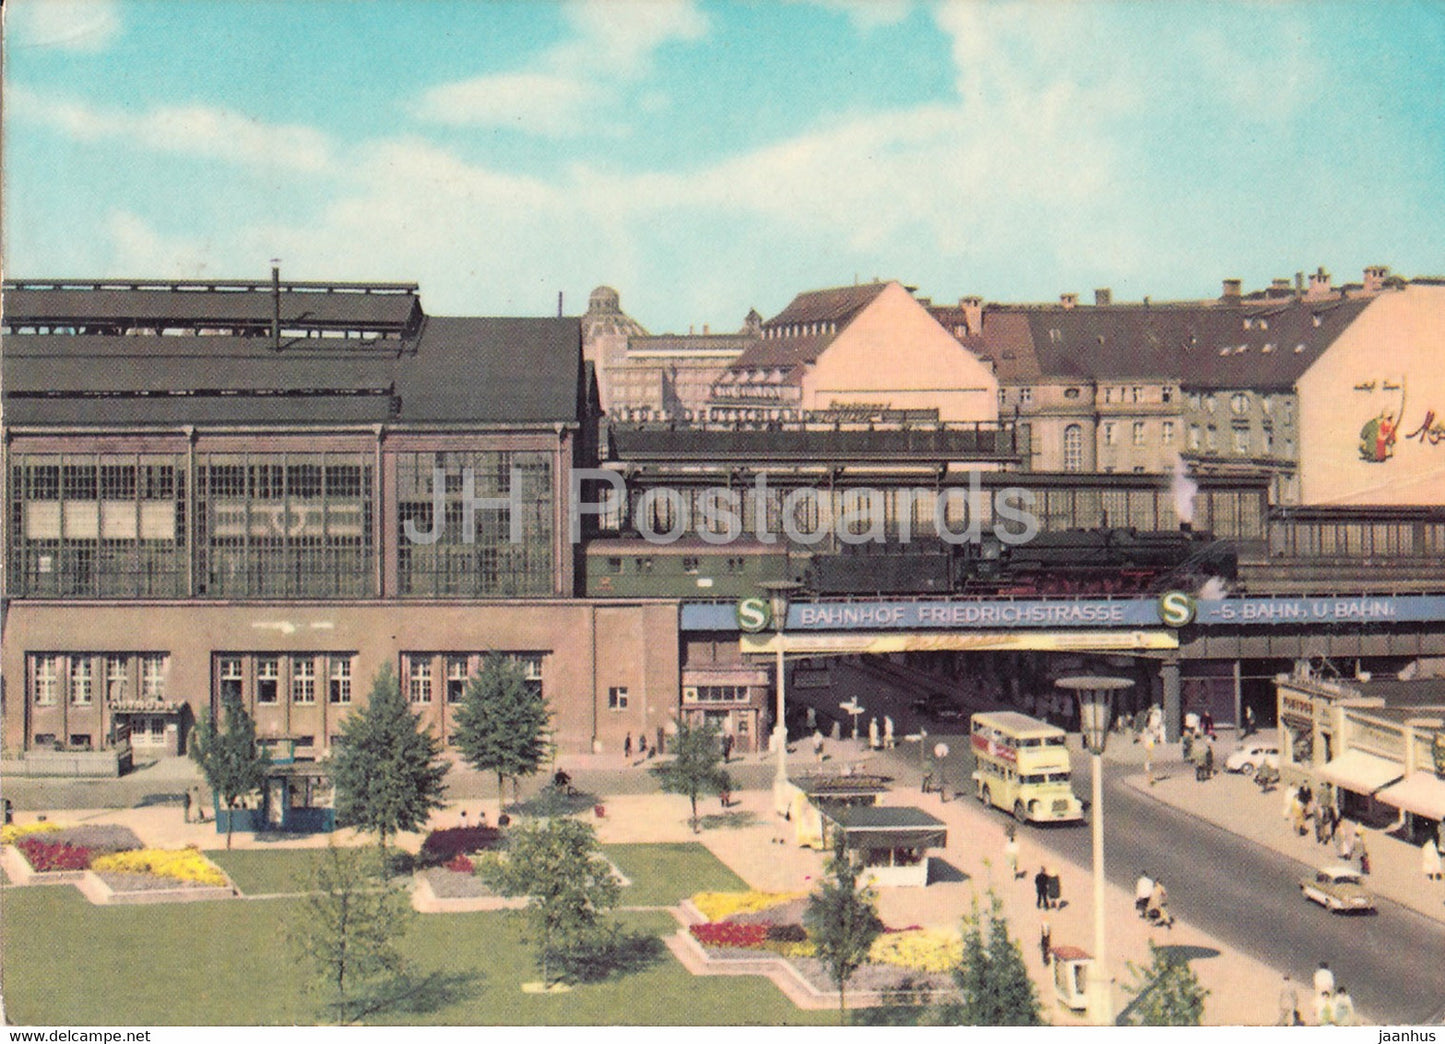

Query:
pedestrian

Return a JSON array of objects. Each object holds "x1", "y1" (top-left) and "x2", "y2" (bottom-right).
[
  {"x1": 812, "y1": 729, "x2": 825, "y2": 765},
  {"x1": 1147, "y1": 879, "x2": 1173, "y2": 928},
  {"x1": 1278, "y1": 974, "x2": 1300, "y2": 1026},
  {"x1": 1038, "y1": 918, "x2": 1052, "y2": 966},
  {"x1": 1331, "y1": 986, "x2": 1356, "y2": 1026},
  {"x1": 1047, "y1": 868, "x2": 1062, "y2": 909},
  {"x1": 868, "y1": 717, "x2": 880, "y2": 751},
  {"x1": 1315, "y1": 987, "x2": 1334, "y2": 1026},
  {"x1": 1201, "y1": 709, "x2": 1216, "y2": 739},
  {"x1": 884, "y1": 716, "x2": 895, "y2": 750},
  {"x1": 1338, "y1": 820, "x2": 1356, "y2": 861},
  {"x1": 182, "y1": 789, "x2": 193, "y2": 824},
  {"x1": 1244, "y1": 705, "x2": 1257, "y2": 737},
  {"x1": 1292, "y1": 796, "x2": 1308, "y2": 838},
  {"x1": 624, "y1": 732, "x2": 633, "y2": 760},
  {"x1": 1422, "y1": 837, "x2": 1443, "y2": 881},
  {"x1": 1135, "y1": 871, "x2": 1154, "y2": 918},
  {"x1": 637, "y1": 735, "x2": 648, "y2": 759},
  {"x1": 1034, "y1": 867, "x2": 1049, "y2": 909},
  {"x1": 1144, "y1": 733, "x2": 1156, "y2": 786},
  {"x1": 1359, "y1": 835, "x2": 1372, "y2": 875},
  {"x1": 1203, "y1": 741, "x2": 1215, "y2": 780},
  {"x1": 1313, "y1": 961, "x2": 1334, "y2": 1000},
  {"x1": 1004, "y1": 826, "x2": 1020, "y2": 879},
  {"x1": 722, "y1": 733, "x2": 733, "y2": 763}
]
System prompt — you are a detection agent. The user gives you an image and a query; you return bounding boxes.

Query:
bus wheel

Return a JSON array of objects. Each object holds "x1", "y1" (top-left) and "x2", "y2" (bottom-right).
[
  {"x1": 980, "y1": 785, "x2": 991, "y2": 807},
  {"x1": 1013, "y1": 801, "x2": 1028, "y2": 824}
]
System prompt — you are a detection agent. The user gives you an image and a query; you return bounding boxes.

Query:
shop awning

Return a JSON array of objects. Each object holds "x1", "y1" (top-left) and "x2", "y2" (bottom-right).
[
  {"x1": 1318, "y1": 750, "x2": 1404, "y2": 795},
  {"x1": 1375, "y1": 772, "x2": 1445, "y2": 821}
]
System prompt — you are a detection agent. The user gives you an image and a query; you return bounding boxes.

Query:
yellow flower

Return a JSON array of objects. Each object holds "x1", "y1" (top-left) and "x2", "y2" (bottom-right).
[
  {"x1": 691, "y1": 890, "x2": 805, "y2": 922},
  {"x1": 91, "y1": 848, "x2": 228, "y2": 887},
  {"x1": 1, "y1": 822, "x2": 65, "y2": 845},
  {"x1": 868, "y1": 929, "x2": 962, "y2": 973}
]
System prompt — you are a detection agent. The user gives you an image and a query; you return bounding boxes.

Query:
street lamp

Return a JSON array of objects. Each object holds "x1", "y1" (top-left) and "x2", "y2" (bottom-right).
[
  {"x1": 1055, "y1": 675, "x2": 1134, "y2": 1027},
  {"x1": 759, "y1": 580, "x2": 803, "y2": 797}
]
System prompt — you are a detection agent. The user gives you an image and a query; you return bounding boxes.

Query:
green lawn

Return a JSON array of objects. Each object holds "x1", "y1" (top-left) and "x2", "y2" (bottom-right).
[
  {"x1": 603, "y1": 843, "x2": 748, "y2": 907},
  {"x1": 0, "y1": 888, "x2": 826, "y2": 1026},
  {"x1": 206, "y1": 848, "x2": 327, "y2": 895}
]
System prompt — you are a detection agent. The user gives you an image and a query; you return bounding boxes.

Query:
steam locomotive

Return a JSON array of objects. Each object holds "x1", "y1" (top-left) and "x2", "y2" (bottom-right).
[{"x1": 583, "y1": 527, "x2": 1236, "y2": 599}]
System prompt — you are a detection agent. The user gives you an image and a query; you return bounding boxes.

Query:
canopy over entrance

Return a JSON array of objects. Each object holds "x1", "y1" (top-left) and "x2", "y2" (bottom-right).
[
  {"x1": 1376, "y1": 772, "x2": 1445, "y2": 821},
  {"x1": 1318, "y1": 750, "x2": 1404, "y2": 795}
]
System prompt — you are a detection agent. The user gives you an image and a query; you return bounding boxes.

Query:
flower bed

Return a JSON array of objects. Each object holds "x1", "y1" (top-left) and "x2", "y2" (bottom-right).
[
  {"x1": 444, "y1": 853, "x2": 475, "y2": 874},
  {"x1": 868, "y1": 928, "x2": 962, "y2": 973},
  {"x1": 419, "y1": 866, "x2": 494, "y2": 900},
  {"x1": 690, "y1": 921, "x2": 771, "y2": 949},
  {"x1": 690, "y1": 890, "x2": 805, "y2": 922},
  {"x1": 16, "y1": 836, "x2": 91, "y2": 872},
  {"x1": 90, "y1": 848, "x2": 227, "y2": 887},
  {"x1": 1, "y1": 821, "x2": 65, "y2": 845},
  {"x1": 419, "y1": 826, "x2": 502, "y2": 866}
]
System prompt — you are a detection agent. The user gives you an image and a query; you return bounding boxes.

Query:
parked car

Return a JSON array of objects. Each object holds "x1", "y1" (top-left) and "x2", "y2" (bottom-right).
[
  {"x1": 1299, "y1": 865, "x2": 1375, "y2": 913},
  {"x1": 1224, "y1": 741, "x2": 1280, "y2": 776}
]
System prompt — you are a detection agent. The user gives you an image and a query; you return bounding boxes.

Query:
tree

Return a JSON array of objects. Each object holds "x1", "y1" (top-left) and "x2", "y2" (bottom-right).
[
  {"x1": 189, "y1": 695, "x2": 270, "y2": 850},
  {"x1": 451, "y1": 655, "x2": 550, "y2": 804},
  {"x1": 331, "y1": 664, "x2": 449, "y2": 852},
  {"x1": 287, "y1": 842, "x2": 415, "y2": 1023},
  {"x1": 804, "y1": 831, "x2": 885, "y2": 1021},
  {"x1": 479, "y1": 816, "x2": 622, "y2": 987},
  {"x1": 946, "y1": 892, "x2": 1043, "y2": 1025},
  {"x1": 649, "y1": 718, "x2": 731, "y2": 832},
  {"x1": 1121, "y1": 943, "x2": 1208, "y2": 1026}
]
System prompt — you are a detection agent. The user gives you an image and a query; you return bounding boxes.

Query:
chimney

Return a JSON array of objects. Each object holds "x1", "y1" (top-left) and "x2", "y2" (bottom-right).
[
  {"x1": 1306, "y1": 266, "x2": 1332, "y2": 299},
  {"x1": 702, "y1": 324, "x2": 710, "y2": 335},
  {"x1": 959, "y1": 296, "x2": 983, "y2": 336},
  {"x1": 1094, "y1": 288, "x2": 1112, "y2": 306},
  {"x1": 1295, "y1": 271, "x2": 1305, "y2": 294},
  {"x1": 1363, "y1": 265, "x2": 1390, "y2": 294},
  {"x1": 1271, "y1": 277, "x2": 1291, "y2": 294},
  {"x1": 916, "y1": 297, "x2": 932, "y2": 308},
  {"x1": 1060, "y1": 292, "x2": 1078, "y2": 309},
  {"x1": 271, "y1": 262, "x2": 281, "y2": 351},
  {"x1": 1221, "y1": 278, "x2": 1242, "y2": 302},
  {"x1": 557, "y1": 291, "x2": 564, "y2": 317}
]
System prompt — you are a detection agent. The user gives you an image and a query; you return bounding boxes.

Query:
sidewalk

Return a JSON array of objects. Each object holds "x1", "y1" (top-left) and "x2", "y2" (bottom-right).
[{"x1": 1120, "y1": 748, "x2": 1445, "y2": 928}]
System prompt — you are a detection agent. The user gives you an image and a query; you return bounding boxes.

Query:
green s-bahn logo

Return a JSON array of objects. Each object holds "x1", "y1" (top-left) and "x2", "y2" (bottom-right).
[
  {"x1": 737, "y1": 597, "x2": 772, "y2": 633},
  {"x1": 1157, "y1": 590, "x2": 1197, "y2": 628}
]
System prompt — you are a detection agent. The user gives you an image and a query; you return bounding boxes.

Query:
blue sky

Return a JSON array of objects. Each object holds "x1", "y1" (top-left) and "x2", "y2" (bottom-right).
[{"x1": 5, "y1": 0, "x2": 1444, "y2": 332}]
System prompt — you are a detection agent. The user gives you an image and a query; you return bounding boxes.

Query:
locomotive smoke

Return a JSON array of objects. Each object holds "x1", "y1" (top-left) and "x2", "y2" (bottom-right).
[{"x1": 1172, "y1": 454, "x2": 1198, "y2": 526}]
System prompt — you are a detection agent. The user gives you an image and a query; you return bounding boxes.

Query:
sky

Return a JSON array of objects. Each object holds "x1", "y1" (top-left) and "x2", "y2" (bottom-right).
[{"x1": 4, "y1": 0, "x2": 1445, "y2": 334}]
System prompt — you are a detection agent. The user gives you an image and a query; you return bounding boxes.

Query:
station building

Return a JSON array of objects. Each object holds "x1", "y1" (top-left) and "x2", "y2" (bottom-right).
[{"x1": 0, "y1": 277, "x2": 677, "y2": 761}]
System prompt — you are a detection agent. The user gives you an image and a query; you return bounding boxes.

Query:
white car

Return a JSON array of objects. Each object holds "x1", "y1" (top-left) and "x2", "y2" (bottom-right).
[
  {"x1": 1224, "y1": 741, "x2": 1279, "y2": 776},
  {"x1": 1300, "y1": 865, "x2": 1376, "y2": 913}
]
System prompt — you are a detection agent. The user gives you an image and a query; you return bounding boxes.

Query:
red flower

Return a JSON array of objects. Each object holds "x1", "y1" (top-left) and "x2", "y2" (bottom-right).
[
  {"x1": 16, "y1": 837, "x2": 93, "y2": 872},
  {"x1": 690, "y1": 921, "x2": 771, "y2": 949},
  {"x1": 444, "y1": 853, "x2": 475, "y2": 874}
]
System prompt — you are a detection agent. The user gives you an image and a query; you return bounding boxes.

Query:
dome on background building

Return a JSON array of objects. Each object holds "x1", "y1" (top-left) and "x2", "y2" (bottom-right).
[{"x1": 583, "y1": 285, "x2": 648, "y2": 339}]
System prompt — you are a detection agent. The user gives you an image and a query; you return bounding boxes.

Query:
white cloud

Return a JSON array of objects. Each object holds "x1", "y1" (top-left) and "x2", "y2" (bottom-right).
[
  {"x1": 6, "y1": 0, "x2": 120, "y2": 53},
  {"x1": 412, "y1": 0, "x2": 707, "y2": 134},
  {"x1": 789, "y1": 0, "x2": 912, "y2": 31},
  {"x1": 9, "y1": 86, "x2": 336, "y2": 172},
  {"x1": 105, "y1": 211, "x2": 215, "y2": 276}
]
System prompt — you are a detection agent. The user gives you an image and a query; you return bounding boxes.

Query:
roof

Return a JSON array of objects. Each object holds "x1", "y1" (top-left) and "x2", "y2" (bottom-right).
[
  {"x1": 726, "y1": 281, "x2": 894, "y2": 372},
  {"x1": 971, "y1": 710, "x2": 1066, "y2": 736},
  {"x1": 821, "y1": 805, "x2": 947, "y2": 849},
  {"x1": 2, "y1": 284, "x2": 584, "y2": 427},
  {"x1": 789, "y1": 774, "x2": 892, "y2": 798},
  {"x1": 765, "y1": 281, "x2": 891, "y2": 328},
  {"x1": 1376, "y1": 772, "x2": 1445, "y2": 820},
  {"x1": 947, "y1": 297, "x2": 1375, "y2": 389},
  {"x1": 1318, "y1": 750, "x2": 1403, "y2": 794},
  {"x1": 1352, "y1": 679, "x2": 1445, "y2": 708}
]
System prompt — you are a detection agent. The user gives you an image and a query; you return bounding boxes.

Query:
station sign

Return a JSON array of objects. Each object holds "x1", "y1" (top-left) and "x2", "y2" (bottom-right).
[{"x1": 683, "y1": 593, "x2": 1445, "y2": 632}]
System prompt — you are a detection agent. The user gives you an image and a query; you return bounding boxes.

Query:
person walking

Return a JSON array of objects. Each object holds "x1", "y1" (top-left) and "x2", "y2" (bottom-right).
[
  {"x1": 1034, "y1": 867, "x2": 1049, "y2": 909},
  {"x1": 1338, "y1": 819, "x2": 1357, "y2": 861},
  {"x1": 1422, "y1": 836, "x2": 1443, "y2": 881},
  {"x1": 722, "y1": 733, "x2": 733, "y2": 763},
  {"x1": 1278, "y1": 974, "x2": 1300, "y2": 1026},
  {"x1": 1331, "y1": 986, "x2": 1356, "y2": 1026},
  {"x1": 624, "y1": 732, "x2": 633, "y2": 760},
  {"x1": 1038, "y1": 918, "x2": 1052, "y2": 966},
  {"x1": 1135, "y1": 871, "x2": 1154, "y2": 918},
  {"x1": 1004, "y1": 826, "x2": 1021, "y2": 880},
  {"x1": 1313, "y1": 961, "x2": 1334, "y2": 1000},
  {"x1": 1147, "y1": 878, "x2": 1173, "y2": 928},
  {"x1": 812, "y1": 729, "x2": 825, "y2": 765},
  {"x1": 182, "y1": 789, "x2": 193, "y2": 824},
  {"x1": 1358, "y1": 834, "x2": 1372, "y2": 875},
  {"x1": 1244, "y1": 705, "x2": 1257, "y2": 737},
  {"x1": 1203, "y1": 741, "x2": 1215, "y2": 780},
  {"x1": 1046, "y1": 867, "x2": 1062, "y2": 910},
  {"x1": 1144, "y1": 733, "x2": 1156, "y2": 786},
  {"x1": 883, "y1": 715, "x2": 895, "y2": 750},
  {"x1": 868, "y1": 717, "x2": 880, "y2": 751}
]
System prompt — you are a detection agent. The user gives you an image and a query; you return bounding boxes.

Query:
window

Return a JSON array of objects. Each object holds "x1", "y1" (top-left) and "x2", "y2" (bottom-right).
[
  {"x1": 1263, "y1": 426, "x2": 1275, "y2": 454},
  {"x1": 219, "y1": 657, "x2": 243, "y2": 703},
  {"x1": 1204, "y1": 394, "x2": 1217, "y2": 414},
  {"x1": 1102, "y1": 423, "x2": 1117, "y2": 446},
  {"x1": 1132, "y1": 422, "x2": 1146, "y2": 445},
  {"x1": 1019, "y1": 387, "x2": 1033, "y2": 404},
  {"x1": 1162, "y1": 421, "x2": 1175, "y2": 445},
  {"x1": 682, "y1": 556, "x2": 700, "y2": 575},
  {"x1": 1260, "y1": 396, "x2": 1272, "y2": 415},
  {"x1": 292, "y1": 658, "x2": 317, "y2": 704},
  {"x1": 329, "y1": 658, "x2": 353, "y2": 704},
  {"x1": 1103, "y1": 387, "x2": 1113, "y2": 404},
  {"x1": 1231, "y1": 393, "x2": 1250, "y2": 415},
  {"x1": 70, "y1": 657, "x2": 93, "y2": 705},
  {"x1": 1162, "y1": 387, "x2": 1174, "y2": 404},
  {"x1": 1062, "y1": 425, "x2": 1083, "y2": 472},
  {"x1": 257, "y1": 657, "x2": 279, "y2": 704},
  {"x1": 635, "y1": 557, "x2": 654, "y2": 574},
  {"x1": 446, "y1": 655, "x2": 470, "y2": 704},
  {"x1": 1233, "y1": 429, "x2": 1250, "y2": 454},
  {"x1": 1189, "y1": 425, "x2": 1201, "y2": 450},
  {"x1": 1064, "y1": 387, "x2": 1081, "y2": 400},
  {"x1": 1206, "y1": 426, "x2": 1218, "y2": 452},
  {"x1": 33, "y1": 655, "x2": 60, "y2": 706},
  {"x1": 106, "y1": 656, "x2": 128, "y2": 702},
  {"x1": 608, "y1": 686, "x2": 629, "y2": 710},
  {"x1": 692, "y1": 685, "x2": 749, "y2": 703},
  {"x1": 140, "y1": 654, "x2": 167, "y2": 699},
  {"x1": 410, "y1": 658, "x2": 433, "y2": 704},
  {"x1": 1131, "y1": 386, "x2": 1143, "y2": 403},
  {"x1": 1283, "y1": 399, "x2": 1295, "y2": 424},
  {"x1": 606, "y1": 557, "x2": 622, "y2": 574}
]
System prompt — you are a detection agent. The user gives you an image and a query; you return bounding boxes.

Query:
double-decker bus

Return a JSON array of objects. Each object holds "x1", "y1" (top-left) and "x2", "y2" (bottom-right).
[{"x1": 970, "y1": 711, "x2": 1083, "y2": 823}]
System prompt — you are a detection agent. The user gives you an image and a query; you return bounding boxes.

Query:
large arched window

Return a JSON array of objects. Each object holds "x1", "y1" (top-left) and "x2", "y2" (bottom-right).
[{"x1": 1063, "y1": 424, "x2": 1083, "y2": 472}]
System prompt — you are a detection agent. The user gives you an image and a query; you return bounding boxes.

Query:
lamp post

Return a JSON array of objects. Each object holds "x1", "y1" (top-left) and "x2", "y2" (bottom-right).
[
  {"x1": 759, "y1": 581, "x2": 802, "y2": 795},
  {"x1": 1055, "y1": 675, "x2": 1133, "y2": 1027}
]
